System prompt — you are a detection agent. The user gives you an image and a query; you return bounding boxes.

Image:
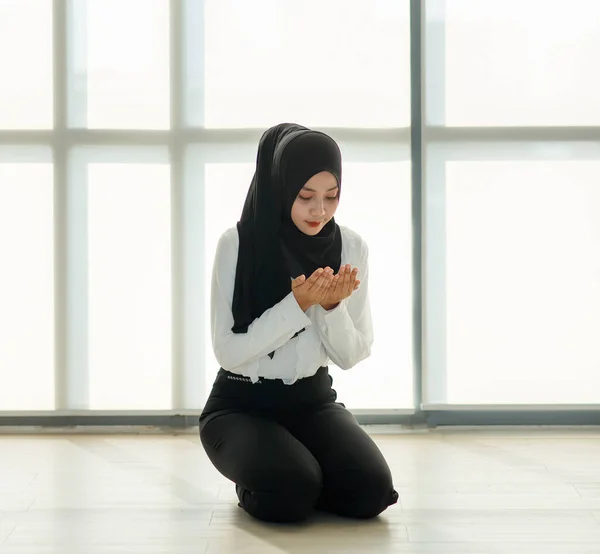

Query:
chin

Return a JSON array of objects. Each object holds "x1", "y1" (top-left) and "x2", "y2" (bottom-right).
[{"x1": 303, "y1": 224, "x2": 323, "y2": 235}]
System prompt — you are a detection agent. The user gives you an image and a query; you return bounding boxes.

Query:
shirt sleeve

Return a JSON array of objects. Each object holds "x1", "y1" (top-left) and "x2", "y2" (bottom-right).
[
  {"x1": 211, "y1": 230, "x2": 312, "y2": 372},
  {"x1": 313, "y1": 240, "x2": 374, "y2": 370}
]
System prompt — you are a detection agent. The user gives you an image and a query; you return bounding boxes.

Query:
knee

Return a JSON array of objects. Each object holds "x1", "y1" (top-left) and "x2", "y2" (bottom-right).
[
  {"x1": 357, "y1": 470, "x2": 399, "y2": 519},
  {"x1": 329, "y1": 467, "x2": 398, "y2": 519},
  {"x1": 240, "y1": 464, "x2": 323, "y2": 523},
  {"x1": 352, "y1": 468, "x2": 398, "y2": 519}
]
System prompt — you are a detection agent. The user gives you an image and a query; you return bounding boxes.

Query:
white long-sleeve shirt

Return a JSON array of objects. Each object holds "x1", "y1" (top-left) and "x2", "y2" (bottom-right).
[{"x1": 210, "y1": 225, "x2": 374, "y2": 384}]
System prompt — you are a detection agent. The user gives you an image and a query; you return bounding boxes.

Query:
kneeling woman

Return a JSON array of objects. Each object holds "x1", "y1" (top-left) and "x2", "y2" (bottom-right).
[{"x1": 199, "y1": 123, "x2": 399, "y2": 523}]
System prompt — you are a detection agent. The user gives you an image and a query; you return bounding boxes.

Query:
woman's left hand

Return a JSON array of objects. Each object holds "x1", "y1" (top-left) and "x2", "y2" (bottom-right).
[{"x1": 320, "y1": 264, "x2": 360, "y2": 311}]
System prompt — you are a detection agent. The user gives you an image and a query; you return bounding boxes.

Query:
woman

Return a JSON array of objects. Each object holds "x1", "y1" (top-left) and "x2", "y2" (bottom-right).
[{"x1": 199, "y1": 123, "x2": 398, "y2": 523}]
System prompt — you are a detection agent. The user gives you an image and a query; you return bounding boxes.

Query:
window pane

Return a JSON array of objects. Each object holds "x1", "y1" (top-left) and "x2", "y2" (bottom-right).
[
  {"x1": 439, "y1": 0, "x2": 600, "y2": 126},
  {"x1": 79, "y1": 0, "x2": 170, "y2": 129},
  {"x1": 333, "y1": 162, "x2": 413, "y2": 409},
  {"x1": 88, "y1": 164, "x2": 171, "y2": 409},
  {"x1": 202, "y1": 163, "x2": 260, "y2": 400},
  {"x1": 0, "y1": 0, "x2": 52, "y2": 129},
  {"x1": 0, "y1": 163, "x2": 54, "y2": 410},
  {"x1": 204, "y1": 162, "x2": 413, "y2": 409},
  {"x1": 446, "y1": 161, "x2": 600, "y2": 403},
  {"x1": 201, "y1": 0, "x2": 410, "y2": 128}
]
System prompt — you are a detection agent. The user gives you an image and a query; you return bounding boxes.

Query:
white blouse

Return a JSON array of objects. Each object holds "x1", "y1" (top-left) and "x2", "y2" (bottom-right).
[{"x1": 210, "y1": 225, "x2": 374, "y2": 384}]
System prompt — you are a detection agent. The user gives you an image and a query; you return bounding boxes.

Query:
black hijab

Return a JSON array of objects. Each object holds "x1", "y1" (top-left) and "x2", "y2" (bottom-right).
[{"x1": 231, "y1": 123, "x2": 343, "y2": 342}]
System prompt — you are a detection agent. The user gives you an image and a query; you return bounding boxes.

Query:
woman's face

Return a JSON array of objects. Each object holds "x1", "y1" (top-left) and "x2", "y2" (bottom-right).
[{"x1": 290, "y1": 171, "x2": 340, "y2": 236}]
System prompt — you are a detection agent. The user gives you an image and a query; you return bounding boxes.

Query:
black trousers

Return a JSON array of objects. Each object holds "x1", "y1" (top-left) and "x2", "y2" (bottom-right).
[{"x1": 199, "y1": 367, "x2": 399, "y2": 523}]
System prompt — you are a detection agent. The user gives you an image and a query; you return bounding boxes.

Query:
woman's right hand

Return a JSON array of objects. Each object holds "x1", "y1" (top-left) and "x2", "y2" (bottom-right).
[{"x1": 291, "y1": 267, "x2": 334, "y2": 312}]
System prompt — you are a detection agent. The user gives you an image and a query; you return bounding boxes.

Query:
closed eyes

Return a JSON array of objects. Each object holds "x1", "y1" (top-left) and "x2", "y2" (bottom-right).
[{"x1": 298, "y1": 196, "x2": 338, "y2": 202}]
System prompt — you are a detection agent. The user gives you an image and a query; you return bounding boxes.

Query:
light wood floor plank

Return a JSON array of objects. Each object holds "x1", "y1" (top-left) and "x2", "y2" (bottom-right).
[{"x1": 1, "y1": 429, "x2": 600, "y2": 553}]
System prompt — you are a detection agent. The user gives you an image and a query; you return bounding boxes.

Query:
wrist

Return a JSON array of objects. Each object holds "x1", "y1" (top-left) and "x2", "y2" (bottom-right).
[
  {"x1": 321, "y1": 302, "x2": 339, "y2": 311},
  {"x1": 292, "y1": 291, "x2": 309, "y2": 312},
  {"x1": 295, "y1": 297, "x2": 311, "y2": 313}
]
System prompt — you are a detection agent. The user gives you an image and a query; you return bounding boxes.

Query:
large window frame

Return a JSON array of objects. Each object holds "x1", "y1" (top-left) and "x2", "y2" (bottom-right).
[
  {"x1": 421, "y1": 0, "x2": 600, "y2": 424},
  {"x1": 1, "y1": 0, "x2": 599, "y2": 427},
  {"x1": 0, "y1": 0, "x2": 414, "y2": 424}
]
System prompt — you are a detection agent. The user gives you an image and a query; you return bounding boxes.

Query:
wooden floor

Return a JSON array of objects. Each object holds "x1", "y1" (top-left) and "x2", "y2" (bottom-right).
[{"x1": 1, "y1": 427, "x2": 600, "y2": 553}]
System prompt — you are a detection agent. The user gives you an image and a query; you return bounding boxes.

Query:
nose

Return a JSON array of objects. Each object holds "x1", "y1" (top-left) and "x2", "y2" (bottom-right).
[{"x1": 311, "y1": 199, "x2": 326, "y2": 217}]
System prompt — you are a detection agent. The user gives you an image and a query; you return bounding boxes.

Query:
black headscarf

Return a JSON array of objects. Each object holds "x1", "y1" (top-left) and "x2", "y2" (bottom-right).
[{"x1": 231, "y1": 123, "x2": 343, "y2": 344}]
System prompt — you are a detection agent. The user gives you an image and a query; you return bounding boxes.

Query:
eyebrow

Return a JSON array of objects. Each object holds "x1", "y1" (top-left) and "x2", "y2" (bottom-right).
[{"x1": 301, "y1": 185, "x2": 339, "y2": 192}]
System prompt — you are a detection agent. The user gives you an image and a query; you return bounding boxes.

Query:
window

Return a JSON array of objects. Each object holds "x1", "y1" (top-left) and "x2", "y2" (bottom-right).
[
  {"x1": 0, "y1": 157, "x2": 54, "y2": 409},
  {"x1": 70, "y1": 0, "x2": 170, "y2": 129},
  {"x1": 86, "y1": 158, "x2": 172, "y2": 409},
  {"x1": 445, "y1": 160, "x2": 600, "y2": 403},
  {"x1": 430, "y1": 0, "x2": 600, "y2": 126},
  {"x1": 2, "y1": 0, "x2": 412, "y2": 414},
  {"x1": 0, "y1": 0, "x2": 53, "y2": 129},
  {"x1": 200, "y1": 0, "x2": 410, "y2": 128},
  {"x1": 6, "y1": 0, "x2": 600, "y2": 416},
  {"x1": 424, "y1": 0, "x2": 600, "y2": 406}
]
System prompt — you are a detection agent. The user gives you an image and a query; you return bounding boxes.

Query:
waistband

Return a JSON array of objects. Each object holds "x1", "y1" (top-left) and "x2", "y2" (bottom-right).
[{"x1": 201, "y1": 366, "x2": 335, "y2": 416}]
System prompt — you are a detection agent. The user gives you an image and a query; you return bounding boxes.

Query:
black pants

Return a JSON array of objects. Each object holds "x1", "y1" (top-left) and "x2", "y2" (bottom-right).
[{"x1": 199, "y1": 367, "x2": 399, "y2": 523}]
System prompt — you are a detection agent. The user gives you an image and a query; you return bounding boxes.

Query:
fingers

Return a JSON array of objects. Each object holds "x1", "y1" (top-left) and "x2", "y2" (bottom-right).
[
  {"x1": 317, "y1": 279, "x2": 333, "y2": 303},
  {"x1": 341, "y1": 264, "x2": 353, "y2": 296},
  {"x1": 331, "y1": 273, "x2": 341, "y2": 297},
  {"x1": 323, "y1": 270, "x2": 336, "y2": 300},
  {"x1": 343, "y1": 265, "x2": 351, "y2": 296},
  {"x1": 306, "y1": 268, "x2": 325, "y2": 285},
  {"x1": 291, "y1": 275, "x2": 306, "y2": 289},
  {"x1": 297, "y1": 265, "x2": 360, "y2": 305},
  {"x1": 338, "y1": 264, "x2": 359, "y2": 298},
  {"x1": 309, "y1": 267, "x2": 333, "y2": 293},
  {"x1": 351, "y1": 267, "x2": 359, "y2": 290}
]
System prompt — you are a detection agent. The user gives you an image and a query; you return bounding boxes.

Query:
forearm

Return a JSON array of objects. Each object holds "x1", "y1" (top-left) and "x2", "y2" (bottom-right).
[
  {"x1": 213, "y1": 292, "x2": 311, "y2": 369},
  {"x1": 315, "y1": 300, "x2": 373, "y2": 369}
]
